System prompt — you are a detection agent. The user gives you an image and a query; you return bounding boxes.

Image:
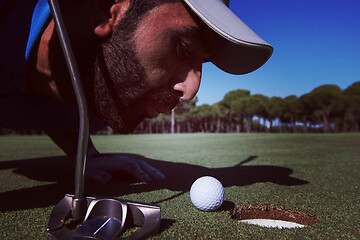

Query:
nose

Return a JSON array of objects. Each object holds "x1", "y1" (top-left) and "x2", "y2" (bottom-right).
[{"x1": 173, "y1": 64, "x2": 202, "y2": 101}]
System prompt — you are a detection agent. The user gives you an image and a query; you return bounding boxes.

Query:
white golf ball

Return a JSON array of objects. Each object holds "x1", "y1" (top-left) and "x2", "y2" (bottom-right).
[{"x1": 190, "y1": 176, "x2": 225, "y2": 211}]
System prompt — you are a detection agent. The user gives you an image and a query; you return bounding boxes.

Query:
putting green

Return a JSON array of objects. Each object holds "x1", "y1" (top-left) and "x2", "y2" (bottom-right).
[{"x1": 0, "y1": 133, "x2": 359, "y2": 239}]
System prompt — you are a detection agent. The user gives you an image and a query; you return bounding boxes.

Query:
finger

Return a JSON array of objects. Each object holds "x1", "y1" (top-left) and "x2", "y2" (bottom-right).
[
  {"x1": 96, "y1": 155, "x2": 162, "y2": 181},
  {"x1": 116, "y1": 159, "x2": 157, "y2": 182},
  {"x1": 87, "y1": 154, "x2": 165, "y2": 182},
  {"x1": 138, "y1": 161, "x2": 166, "y2": 181},
  {"x1": 85, "y1": 168, "x2": 113, "y2": 184}
]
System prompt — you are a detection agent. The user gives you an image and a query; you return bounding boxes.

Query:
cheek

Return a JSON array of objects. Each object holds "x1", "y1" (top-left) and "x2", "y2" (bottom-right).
[
  {"x1": 133, "y1": 34, "x2": 179, "y2": 89},
  {"x1": 144, "y1": 66, "x2": 170, "y2": 89},
  {"x1": 137, "y1": 48, "x2": 180, "y2": 89}
]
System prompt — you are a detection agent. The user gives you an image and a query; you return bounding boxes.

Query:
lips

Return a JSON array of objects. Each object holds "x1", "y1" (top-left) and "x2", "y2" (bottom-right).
[
  {"x1": 144, "y1": 87, "x2": 182, "y2": 118},
  {"x1": 158, "y1": 100, "x2": 178, "y2": 114},
  {"x1": 146, "y1": 97, "x2": 179, "y2": 118}
]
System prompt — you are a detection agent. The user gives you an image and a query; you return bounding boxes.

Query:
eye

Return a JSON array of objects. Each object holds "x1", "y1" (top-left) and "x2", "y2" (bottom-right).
[{"x1": 176, "y1": 40, "x2": 192, "y2": 60}]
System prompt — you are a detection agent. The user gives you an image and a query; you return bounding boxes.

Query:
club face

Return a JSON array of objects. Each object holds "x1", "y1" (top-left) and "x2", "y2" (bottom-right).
[
  {"x1": 47, "y1": 195, "x2": 161, "y2": 240},
  {"x1": 72, "y1": 217, "x2": 123, "y2": 239}
]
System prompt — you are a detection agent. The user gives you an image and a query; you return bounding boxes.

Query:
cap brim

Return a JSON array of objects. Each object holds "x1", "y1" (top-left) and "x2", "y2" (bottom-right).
[{"x1": 182, "y1": 0, "x2": 273, "y2": 75}]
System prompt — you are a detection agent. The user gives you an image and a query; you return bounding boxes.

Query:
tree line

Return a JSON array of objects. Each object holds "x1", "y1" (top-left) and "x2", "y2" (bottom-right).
[
  {"x1": 1, "y1": 81, "x2": 359, "y2": 135},
  {"x1": 133, "y1": 81, "x2": 360, "y2": 134}
]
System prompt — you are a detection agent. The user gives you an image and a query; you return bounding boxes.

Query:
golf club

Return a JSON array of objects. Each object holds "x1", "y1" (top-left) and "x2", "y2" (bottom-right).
[{"x1": 45, "y1": 0, "x2": 161, "y2": 239}]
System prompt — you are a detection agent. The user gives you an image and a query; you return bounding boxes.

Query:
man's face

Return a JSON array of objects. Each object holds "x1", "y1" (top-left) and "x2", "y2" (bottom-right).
[{"x1": 92, "y1": 1, "x2": 217, "y2": 133}]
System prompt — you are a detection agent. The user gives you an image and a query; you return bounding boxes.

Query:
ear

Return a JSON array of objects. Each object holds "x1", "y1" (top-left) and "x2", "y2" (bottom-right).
[{"x1": 93, "y1": 0, "x2": 131, "y2": 38}]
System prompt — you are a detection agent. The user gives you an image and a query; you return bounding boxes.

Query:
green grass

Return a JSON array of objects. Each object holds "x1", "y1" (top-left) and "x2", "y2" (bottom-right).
[{"x1": 0, "y1": 133, "x2": 359, "y2": 239}]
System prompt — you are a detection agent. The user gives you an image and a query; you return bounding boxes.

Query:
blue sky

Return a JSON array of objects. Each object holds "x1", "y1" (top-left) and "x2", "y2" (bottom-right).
[{"x1": 196, "y1": 0, "x2": 360, "y2": 105}]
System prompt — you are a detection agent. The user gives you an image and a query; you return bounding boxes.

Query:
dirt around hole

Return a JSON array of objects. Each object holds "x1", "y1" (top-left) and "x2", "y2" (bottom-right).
[{"x1": 230, "y1": 204, "x2": 318, "y2": 226}]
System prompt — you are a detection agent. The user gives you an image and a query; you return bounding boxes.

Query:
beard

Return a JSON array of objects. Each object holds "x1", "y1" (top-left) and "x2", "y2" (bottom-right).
[
  {"x1": 45, "y1": 0, "x2": 183, "y2": 133},
  {"x1": 88, "y1": 23, "x2": 180, "y2": 133}
]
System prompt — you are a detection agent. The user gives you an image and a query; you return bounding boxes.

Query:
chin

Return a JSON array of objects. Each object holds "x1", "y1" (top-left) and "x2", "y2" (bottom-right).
[{"x1": 110, "y1": 115, "x2": 145, "y2": 134}]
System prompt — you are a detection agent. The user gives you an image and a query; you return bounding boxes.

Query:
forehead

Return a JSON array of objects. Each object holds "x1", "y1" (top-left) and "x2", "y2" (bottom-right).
[
  {"x1": 133, "y1": 1, "x2": 216, "y2": 44},
  {"x1": 137, "y1": 2, "x2": 198, "y2": 32},
  {"x1": 132, "y1": 2, "x2": 217, "y2": 57}
]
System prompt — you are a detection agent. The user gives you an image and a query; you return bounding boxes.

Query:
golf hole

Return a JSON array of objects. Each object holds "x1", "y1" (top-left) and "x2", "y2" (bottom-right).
[{"x1": 230, "y1": 204, "x2": 318, "y2": 229}]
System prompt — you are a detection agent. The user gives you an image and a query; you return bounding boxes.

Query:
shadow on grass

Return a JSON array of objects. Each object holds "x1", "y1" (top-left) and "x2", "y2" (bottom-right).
[{"x1": 0, "y1": 155, "x2": 309, "y2": 212}]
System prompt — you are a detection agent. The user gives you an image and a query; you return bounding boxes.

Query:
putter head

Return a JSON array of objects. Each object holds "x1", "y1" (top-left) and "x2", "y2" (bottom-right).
[{"x1": 47, "y1": 194, "x2": 161, "y2": 240}]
